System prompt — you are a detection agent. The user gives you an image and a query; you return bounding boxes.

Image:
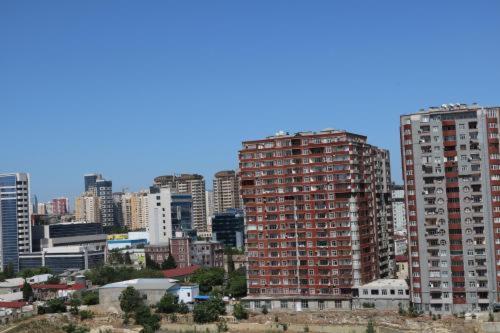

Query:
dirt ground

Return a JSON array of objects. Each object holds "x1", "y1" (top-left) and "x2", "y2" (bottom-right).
[{"x1": 0, "y1": 308, "x2": 485, "y2": 333}]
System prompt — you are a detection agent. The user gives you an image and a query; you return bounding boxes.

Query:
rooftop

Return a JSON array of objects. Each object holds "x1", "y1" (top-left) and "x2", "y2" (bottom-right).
[
  {"x1": 100, "y1": 278, "x2": 178, "y2": 290},
  {"x1": 0, "y1": 278, "x2": 24, "y2": 288},
  {"x1": 358, "y1": 279, "x2": 408, "y2": 290},
  {"x1": 0, "y1": 301, "x2": 27, "y2": 309},
  {"x1": 163, "y1": 265, "x2": 201, "y2": 278}
]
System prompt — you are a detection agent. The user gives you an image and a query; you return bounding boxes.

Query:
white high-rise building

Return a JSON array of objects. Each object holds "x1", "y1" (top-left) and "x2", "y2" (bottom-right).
[
  {"x1": 0, "y1": 173, "x2": 31, "y2": 271},
  {"x1": 147, "y1": 187, "x2": 172, "y2": 245}
]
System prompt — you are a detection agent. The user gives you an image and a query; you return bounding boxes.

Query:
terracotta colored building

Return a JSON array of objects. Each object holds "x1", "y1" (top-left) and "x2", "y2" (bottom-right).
[{"x1": 239, "y1": 129, "x2": 394, "y2": 310}]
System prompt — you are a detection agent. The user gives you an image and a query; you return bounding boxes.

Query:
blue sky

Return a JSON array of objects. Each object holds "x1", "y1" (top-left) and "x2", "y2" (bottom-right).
[{"x1": 1, "y1": 1, "x2": 499, "y2": 203}]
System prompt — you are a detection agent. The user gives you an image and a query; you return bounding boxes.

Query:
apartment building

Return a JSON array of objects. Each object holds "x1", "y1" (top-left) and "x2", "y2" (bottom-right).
[
  {"x1": 392, "y1": 185, "x2": 407, "y2": 233},
  {"x1": 51, "y1": 197, "x2": 69, "y2": 215},
  {"x1": 154, "y1": 174, "x2": 207, "y2": 232},
  {"x1": 75, "y1": 192, "x2": 100, "y2": 223},
  {"x1": 0, "y1": 173, "x2": 31, "y2": 272},
  {"x1": 400, "y1": 103, "x2": 500, "y2": 313},
  {"x1": 239, "y1": 130, "x2": 394, "y2": 311},
  {"x1": 213, "y1": 170, "x2": 241, "y2": 213}
]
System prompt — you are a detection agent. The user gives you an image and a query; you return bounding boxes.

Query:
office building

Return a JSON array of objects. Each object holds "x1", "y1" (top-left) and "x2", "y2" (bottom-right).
[
  {"x1": 30, "y1": 221, "x2": 107, "y2": 252},
  {"x1": 400, "y1": 103, "x2": 500, "y2": 313},
  {"x1": 213, "y1": 170, "x2": 241, "y2": 213},
  {"x1": 84, "y1": 173, "x2": 102, "y2": 192},
  {"x1": 19, "y1": 246, "x2": 104, "y2": 274},
  {"x1": 21, "y1": 221, "x2": 107, "y2": 273},
  {"x1": 392, "y1": 185, "x2": 407, "y2": 233},
  {"x1": 211, "y1": 209, "x2": 244, "y2": 248},
  {"x1": 154, "y1": 174, "x2": 207, "y2": 232},
  {"x1": 0, "y1": 173, "x2": 31, "y2": 272},
  {"x1": 51, "y1": 197, "x2": 69, "y2": 216},
  {"x1": 239, "y1": 129, "x2": 394, "y2": 310},
  {"x1": 113, "y1": 192, "x2": 124, "y2": 227},
  {"x1": 75, "y1": 192, "x2": 100, "y2": 223},
  {"x1": 95, "y1": 179, "x2": 114, "y2": 227},
  {"x1": 171, "y1": 194, "x2": 193, "y2": 236}
]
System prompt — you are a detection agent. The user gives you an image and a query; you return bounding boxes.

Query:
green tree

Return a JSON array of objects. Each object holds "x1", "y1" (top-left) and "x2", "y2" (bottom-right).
[
  {"x1": 161, "y1": 254, "x2": 177, "y2": 270},
  {"x1": 63, "y1": 323, "x2": 89, "y2": 333},
  {"x1": 119, "y1": 286, "x2": 143, "y2": 324},
  {"x1": 79, "y1": 310, "x2": 94, "y2": 320},
  {"x1": 156, "y1": 293, "x2": 179, "y2": 313},
  {"x1": 109, "y1": 249, "x2": 125, "y2": 265},
  {"x1": 22, "y1": 281, "x2": 33, "y2": 301},
  {"x1": 146, "y1": 255, "x2": 160, "y2": 270},
  {"x1": 46, "y1": 298, "x2": 67, "y2": 313},
  {"x1": 47, "y1": 275, "x2": 61, "y2": 284},
  {"x1": 134, "y1": 305, "x2": 160, "y2": 332},
  {"x1": 366, "y1": 320, "x2": 375, "y2": 333},
  {"x1": 18, "y1": 266, "x2": 51, "y2": 278},
  {"x1": 225, "y1": 268, "x2": 247, "y2": 298},
  {"x1": 233, "y1": 303, "x2": 248, "y2": 320},
  {"x1": 124, "y1": 252, "x2": 132, "y2": 265},
  {"x1": 178, "y1": 301, "x2": 189, "y2": 314},
  {"x1": 70, "y1": 297, "x2": 82, "y2": 315},
  {"x1": 3, "y1": 262, "x2": 15, "y2": 279},
  {"x1": 191, "y1": 268, "x2": 225, "y2": 293},
  {"x1": 82, "y1": 290, "x2": 99, "y2": 305},
  {"x1": 193, "y1": 297, "x2": 226, "y2": 323}
]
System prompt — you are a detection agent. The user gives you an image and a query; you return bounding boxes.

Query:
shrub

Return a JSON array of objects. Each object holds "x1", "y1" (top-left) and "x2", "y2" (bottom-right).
[
  {"x1": 261, "y1": 305, "x2": 268, "y2": 314},
  {"x1": 82, "y1": 291, "x2": 99, "y2": 305},
  {"x1": 80, "y1": 310, "x2": 94, "y2": 320},
  {"x1": 233, "y1": 303, "x2": 248, "y2": 320}
]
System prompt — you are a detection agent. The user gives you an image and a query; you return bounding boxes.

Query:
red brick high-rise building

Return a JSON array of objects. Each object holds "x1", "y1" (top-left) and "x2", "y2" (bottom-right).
[
  {"x1": 239, "y1": 129, "x2": 394, "y2": 311},
  {"x1": 51, "y1": 197, "x2": 69, "y2": 215}
]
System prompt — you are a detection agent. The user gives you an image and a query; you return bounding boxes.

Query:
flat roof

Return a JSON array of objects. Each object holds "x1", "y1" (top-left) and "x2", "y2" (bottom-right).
[
  {"x1": 358, "y1": 279, "x2": 408, "y2": 289},
  {"x1": 100, "y1": 278, "x2": 178, "y2": 290}
]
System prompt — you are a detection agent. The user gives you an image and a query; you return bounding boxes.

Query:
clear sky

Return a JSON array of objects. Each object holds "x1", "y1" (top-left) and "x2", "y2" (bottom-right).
[{"x1": 1, "y1": 1, "x2": 499, "y2": 203}]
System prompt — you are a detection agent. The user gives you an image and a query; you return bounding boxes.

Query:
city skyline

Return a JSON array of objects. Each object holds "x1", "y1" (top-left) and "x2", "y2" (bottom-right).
[{"x1": 2, "y1": 1, "x2": 500, "y2": 202}]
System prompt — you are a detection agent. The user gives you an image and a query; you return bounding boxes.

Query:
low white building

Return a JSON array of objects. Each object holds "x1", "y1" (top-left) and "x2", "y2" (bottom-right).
[
  {"x1": 0, "y1": 278, "x2": 24, "y2": 294},
  {"x1": 354, "y1": 279, "x2": 410, "y2": 310},
  {"x1": 26, "y1": 274, "x2": 52, "y2": 284},
  {"x1": 173, "y1": 285, "x2": 199, "y2": 304}
]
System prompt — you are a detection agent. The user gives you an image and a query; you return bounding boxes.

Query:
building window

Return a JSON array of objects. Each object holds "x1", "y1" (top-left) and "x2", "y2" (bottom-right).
[{"x1": 301, "y1": 300, "x2": 309, "y2": 309}]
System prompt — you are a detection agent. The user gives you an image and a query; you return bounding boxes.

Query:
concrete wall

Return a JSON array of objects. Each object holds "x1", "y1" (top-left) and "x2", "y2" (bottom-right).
[{"x1": 99, "y1": 288, "x2": 167, "y2": 311}]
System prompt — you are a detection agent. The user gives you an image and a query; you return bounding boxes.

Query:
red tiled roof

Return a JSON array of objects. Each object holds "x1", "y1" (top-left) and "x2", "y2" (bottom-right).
[
  {"x1": 32, "y1": 284, "x2": 69, "y2": 290},
  {"x1": 163, "y1": 265, "x2": 201, "y2": 278},
  {"x1": 0, "y1": 301, "x2": 27, "y2": 309},
  {"x1": 396, "y1": 255, "x2": 408, "y2": 262},
  {"x1": 68, "y1": 284, "x2": 86, "y2": 290}
]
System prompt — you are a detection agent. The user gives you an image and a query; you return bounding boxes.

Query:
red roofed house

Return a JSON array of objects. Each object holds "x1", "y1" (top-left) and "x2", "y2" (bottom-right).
[
  {"x1": 163, "y1": 265, "x2": 201, "y2": 281},
  {"x1": 0, "y1": 301, "x2": 34, "y2": 324},
  {"x1": 32, "y1": 284, "x2": 86, "y2": 301}
]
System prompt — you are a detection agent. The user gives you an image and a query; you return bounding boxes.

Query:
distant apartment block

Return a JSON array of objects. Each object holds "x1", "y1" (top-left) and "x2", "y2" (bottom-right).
[
  {"x1": 51, "y1": 197, "x2": 69, "y2": 215},
  {"x1": 400, "y1": 103, "x2": 500, "y2": 313},
  {"x1": 154, "y1": 174, "x2": 207, "y2": 232},
  {"x1": 75, "y1": 192, "x2": 100, "y2": 223},
  {"x1": 239, "y1": 130, "x2": 394, "y2": 310},
  {"x1": 213, "y1": 170, "x2": 241, "y2": 213}
]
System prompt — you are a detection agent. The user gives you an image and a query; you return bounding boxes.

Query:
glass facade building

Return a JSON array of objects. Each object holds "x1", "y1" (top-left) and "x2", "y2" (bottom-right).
[
  {"x1": 211, "y1": 209, "x2": 244, "y2": 248},
  {"x1": 0, "y1": 173, "x2": 30, "y2": 272}
]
